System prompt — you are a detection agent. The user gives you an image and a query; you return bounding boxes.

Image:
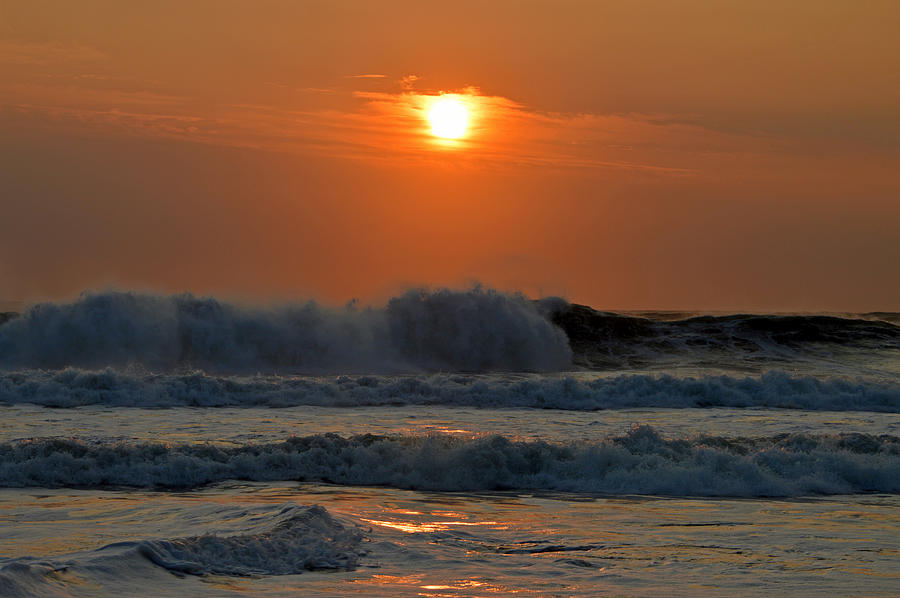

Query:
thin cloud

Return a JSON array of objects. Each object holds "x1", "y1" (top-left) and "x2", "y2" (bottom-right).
[
  {"x1": 349, "y1": 88, "x2": 698, "y2": 173},
  {"x1": 0, "y1": 41, "x2": 107, "y2": 65},
  {"x1": 1, "y1": 74, "x2": 770, "y2": 175},
  {"x1": 399, "y1": 75, "x2": 420, "y2": 90},
  {"x1": 299, "y1": 87, "x2": 336, "y2": 94}
]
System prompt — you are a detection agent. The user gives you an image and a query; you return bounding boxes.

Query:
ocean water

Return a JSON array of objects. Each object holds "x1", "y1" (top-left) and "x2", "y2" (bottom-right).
[{"x1": 1, "y1": 289, "x2": 898, "y2": 597}]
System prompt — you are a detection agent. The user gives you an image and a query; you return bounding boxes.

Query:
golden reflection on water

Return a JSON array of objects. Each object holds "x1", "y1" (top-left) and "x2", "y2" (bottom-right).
[
  {"x1": 358, "y1": 504, "x2": 507, "y2": 534},
  {"x1": 4, "y1": 486, "x2": 900, "y2": 597},
  {"x1": 418, "y1": 578, "x2": 528, "y2": 595},
  {"x1": 360, "y1": 517, "x2": 501, "y2": 534}
]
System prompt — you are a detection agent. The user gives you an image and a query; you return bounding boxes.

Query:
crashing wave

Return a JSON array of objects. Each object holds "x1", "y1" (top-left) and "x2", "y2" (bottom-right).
[
  {"x1": 1, "y1": 369, "x2": 896, "y2": 411},
  {"x1": 2, "y1": 427, "x2": 898, "y2": 497},
  {"x1": 1, "y1": 289, "x2": 897, "y2": 375},
  {"x1": 0, "y1": 288, "x2": 572, "y2": 373}
]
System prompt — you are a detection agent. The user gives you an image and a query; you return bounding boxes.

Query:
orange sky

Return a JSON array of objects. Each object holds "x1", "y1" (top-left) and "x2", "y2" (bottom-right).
[{"x1": 1, "y1": 0, "x2": 899, "y2": 310}]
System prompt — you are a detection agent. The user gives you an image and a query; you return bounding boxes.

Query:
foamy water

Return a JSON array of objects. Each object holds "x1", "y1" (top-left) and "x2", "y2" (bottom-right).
[{"x1": 1, "y1": 289, "x2": 897, "y2": 596}]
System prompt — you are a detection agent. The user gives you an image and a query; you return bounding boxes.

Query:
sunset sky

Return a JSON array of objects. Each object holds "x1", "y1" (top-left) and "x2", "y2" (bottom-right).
[{"x1": 1, "y1": 0, "x2": 898, "y2": 310}]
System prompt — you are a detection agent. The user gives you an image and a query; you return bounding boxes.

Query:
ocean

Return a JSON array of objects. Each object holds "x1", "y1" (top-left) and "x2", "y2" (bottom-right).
[{"x1": 0, "y1": 288, "x2": 898, "y2": 597}]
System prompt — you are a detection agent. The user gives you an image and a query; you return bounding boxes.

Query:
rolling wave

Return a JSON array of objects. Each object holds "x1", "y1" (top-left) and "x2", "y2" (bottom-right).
[
  {"x1": 0, "y1": 289, "x2": 896, "y2": 375},
  {"x1": 2, "y1": 427, "x2": 898, "y2": 496},
  {"x1": 130, "y1": 504, "x2": 362, "y2": 576},
  {"x1": 0, "y1": 504, "x2": 363, "y2": 596},
  {"x1": 1, "y1": 369, "x2": 896, "y2": 411},
  {"x1": 541, "y1": 301, "x2": 900, "y2": 369}
]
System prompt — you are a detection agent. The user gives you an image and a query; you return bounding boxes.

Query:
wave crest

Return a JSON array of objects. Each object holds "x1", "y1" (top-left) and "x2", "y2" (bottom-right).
[
  {"x1": 132, "y1": 504, "x2": 363, "y2": 576},
  {"x1": 0, "y1": 504, "x2": 363, "y2": 596},
  {"x1": 2, "y1": 428, "x2": 898, "y2": 496},
  {"x1": 542, "y1": 302, "x2": 900, "y2": 369},
  {"x1": 0, "y1": 288, "x2": 571, "y2": 373},
  {"x1": 1, "y1": 369, "x2": 896, "y2": 411}
]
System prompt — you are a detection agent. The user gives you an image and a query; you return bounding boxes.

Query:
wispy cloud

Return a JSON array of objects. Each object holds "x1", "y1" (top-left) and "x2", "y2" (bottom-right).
[
  {"x1": 1, "y1": 71, "x2": 781, "y2": 176},
  {"x1": 0, "y1": 41, "x2": 107, "y2": 66},
  {"x1": 399, "y1": 75, "x2": 420, "y2": 90}
]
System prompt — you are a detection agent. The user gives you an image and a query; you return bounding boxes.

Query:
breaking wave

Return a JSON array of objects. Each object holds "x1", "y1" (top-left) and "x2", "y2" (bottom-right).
[
  {"x1": 0, "y1": 288, "x2": 572, "y2": 373},
  {"x1": 0, "y1": 504, "x2": 363, "y2": 596},
  {"x1": 1, "y1": 288, "x2": 897, "y2": 375},
  {"x1": 2, "y1": 427, "x2": 898, "y2": 497},
  {"x1": 1, "y1": 369, "x2": 897, "y2": 411},
  {"x1": 129, "y1": 504, "x2": 362, "y2": 576}
]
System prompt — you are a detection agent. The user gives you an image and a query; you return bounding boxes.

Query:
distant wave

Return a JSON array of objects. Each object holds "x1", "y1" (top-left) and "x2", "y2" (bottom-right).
[
  {"x1": 0, "y1": 504, "x2": 362, "y2": 595},
  {"x1": 540, "y1": 301, "x2": 900, "y2": 369},
  {"x1": 0, "y1": 289, "x2": 571, "y2": 373},
  {"x1": 2, "y1": 427, "x2": 897, "y2": 496},
  {"x1": 1, "y1": 369, "x2": 896, "y2": 411}
]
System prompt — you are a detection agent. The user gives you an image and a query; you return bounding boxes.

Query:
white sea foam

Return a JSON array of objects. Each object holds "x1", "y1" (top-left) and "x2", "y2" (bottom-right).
[
  {"x1": 1, "y1": 369, "x2": 896, "y2": 411},
  {"x1": 2, "y1": 427, "x2": 897, "y2": 496}
]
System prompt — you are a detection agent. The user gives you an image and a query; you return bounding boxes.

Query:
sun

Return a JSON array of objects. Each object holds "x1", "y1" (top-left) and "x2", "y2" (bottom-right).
[{"x1": 427, "y1": 96, "x2": 469, "y2": 139}]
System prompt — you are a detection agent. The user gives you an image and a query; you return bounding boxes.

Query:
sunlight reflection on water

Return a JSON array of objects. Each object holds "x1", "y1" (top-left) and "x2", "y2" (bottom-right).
[{"x1": 2, "y1": 484, "x2": 899, "y2": 596}]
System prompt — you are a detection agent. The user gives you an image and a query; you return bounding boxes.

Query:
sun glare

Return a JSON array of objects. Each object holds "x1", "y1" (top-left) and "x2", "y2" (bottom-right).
[{"x1": 428, "y1": 96, "x2": 469, "y2": 139}]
